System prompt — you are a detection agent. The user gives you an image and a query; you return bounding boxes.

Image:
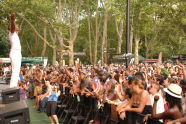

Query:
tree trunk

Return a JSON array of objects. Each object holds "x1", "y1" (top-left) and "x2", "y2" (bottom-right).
[
  {"x1": 158, "y1": 52, "x2": 162, "y2": 64},
  {"x1": 101, "y1": 9, "x2": 108, "y2": 64},
  {"x1": 178, "y1": 37, "x2": 182, "y2": 50},
  {"x1": 145, "y1": 41, "x2": 149, "y2": 59},
  {"x1": 55, "y1": 0, "x2": 65, "y2": 66},
  {"x1": 129, "y1": 25, "x2": 133, "y2": 53},
  {"x1": 144, "y1": 32, "x2": 149, "y2": 59},
  {"x1": 93, "y1": 0, "x2": 100, "y2": 64},
  {"x1": 88, "y1": 11, "x2": 93, "y2": 64},
  {"x1": 115, "y1": 17, "x2": 124, "y2": 54},
  {"x1": 34, "y1": 32, "x2": 39, "y2": 57},
  {"x1": 53, "y1": 48, "x2": 57, "y2": 65},
  {"x1": 134, "y1": 34, "x2": 140, "y2": 65},
  {"x1": 52, "y1": 34, "x2": 57, "y2": 66},
  {"x1": 117, "y1": 37, "x2": 122, "y2": 54},
  {"x1": 59, "y1": 52, "x2": 64, "y2": 66},
  {"x1": 68, "y1": 3, "x2": 79, "y2": 66},
  {"x1": 49, "y1": 30, "x2": 57, "y2": 65},
  {"x1": 69, "y1": 44, "x2": 74, "y2": 66},
  {"x1": 41, "y1": 27, "x2": 47, "y2": 57}
]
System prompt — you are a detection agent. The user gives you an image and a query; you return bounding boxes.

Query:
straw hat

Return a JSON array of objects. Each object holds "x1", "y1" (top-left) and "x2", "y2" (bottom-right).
[{"x1": 164, "y1": 83, "x2": 182, "y2": 98}]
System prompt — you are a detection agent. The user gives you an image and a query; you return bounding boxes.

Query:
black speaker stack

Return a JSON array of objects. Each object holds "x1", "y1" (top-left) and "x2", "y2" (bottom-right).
[
  {"x1": 2, "y1": 88, "x2": 20, "y2": 104},
  {"x1": 0, "y1": 87, "x2": 30, "y2": 124}
]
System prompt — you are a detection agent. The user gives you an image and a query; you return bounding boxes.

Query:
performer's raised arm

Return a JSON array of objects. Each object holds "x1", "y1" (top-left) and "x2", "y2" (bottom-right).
[{"x1": 9, "y1": 13, "x2": 16, "y2": 33}]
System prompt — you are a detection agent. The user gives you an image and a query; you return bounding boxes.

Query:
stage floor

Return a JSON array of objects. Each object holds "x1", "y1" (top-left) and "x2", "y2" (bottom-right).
[{"x1": 27, "y1": 99, "x2": 50, "y2": 124}]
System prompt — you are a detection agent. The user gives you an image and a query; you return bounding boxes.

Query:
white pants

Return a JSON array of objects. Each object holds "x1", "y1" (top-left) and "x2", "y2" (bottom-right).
[{"x1": 9, "y1": 50, "x2": 22, "y2": 88}]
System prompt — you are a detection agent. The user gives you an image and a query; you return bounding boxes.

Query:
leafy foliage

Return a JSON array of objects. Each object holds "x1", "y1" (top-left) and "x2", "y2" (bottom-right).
[{"x1": 0, "y1": 0, "x2": 186, "y2": 63}]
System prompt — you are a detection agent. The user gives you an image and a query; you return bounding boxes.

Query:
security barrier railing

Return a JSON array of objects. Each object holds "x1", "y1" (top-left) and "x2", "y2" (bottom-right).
[{"x1": 57, "y1": 89, "x2": 164, "y2": 124}]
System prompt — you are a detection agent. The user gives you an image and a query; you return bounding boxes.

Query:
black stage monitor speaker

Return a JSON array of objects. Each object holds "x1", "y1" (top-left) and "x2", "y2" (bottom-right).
[
  {"x1": 2, "y1": 88, "x2": 20, "y2": 104},
  {"x1": 0, "y1": 100, "x2": 30, "y2": 124}
]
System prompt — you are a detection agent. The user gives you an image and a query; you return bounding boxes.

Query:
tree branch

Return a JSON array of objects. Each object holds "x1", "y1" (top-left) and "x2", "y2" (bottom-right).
[
  {"x1": 37, "y1": 16, "x2": 70, "y2": 47},
  {"x1": 17, "y1": 13, "x2": 62, "y2": 51},
  {"x1": 26, "y1": 40, "x2": 34, "y2": 56}
]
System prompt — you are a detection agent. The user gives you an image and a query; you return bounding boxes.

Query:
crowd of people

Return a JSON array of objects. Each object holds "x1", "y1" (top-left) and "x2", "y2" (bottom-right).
[
  {"x1": 4, "y1": 12, "x2": 186, "y2": 124},
  {"x1": 0, "y1": 61, "x2": 186, "y2": 124}
]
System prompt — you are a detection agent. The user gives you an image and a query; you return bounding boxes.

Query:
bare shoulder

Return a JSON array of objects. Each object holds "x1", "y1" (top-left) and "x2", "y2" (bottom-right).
[
  {"x1": 169, "y1": 106, "x2": 181, "y2": 114},
  {"x1": 165, "y1": 107, "x2": 181, "y2": 117},
  {"x1": 142, "y1": 90, "x2": 149, "y2": 96}
]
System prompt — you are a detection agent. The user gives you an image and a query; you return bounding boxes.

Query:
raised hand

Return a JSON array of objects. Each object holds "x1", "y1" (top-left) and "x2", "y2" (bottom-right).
[
  {"x1": 143, "y1": 114, "x2": 151, "y2": 124},
  {"x1": 119, "y1": 112, "x2": 126, "y2": 120},
  {"x1": 11, "y1": 13, "x2": 16, "y2": 20},
  {"x1": 119, "y1": 75, "x2": 123, "y2": 84},
  {"x1": 154, "y1": 95, "x2": 159, "y2": 102}
]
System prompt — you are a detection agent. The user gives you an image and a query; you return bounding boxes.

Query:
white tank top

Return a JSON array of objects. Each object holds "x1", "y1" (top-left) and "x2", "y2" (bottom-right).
[{"x1": 9, "y1": 32, "x2": 21, "y2": 51}]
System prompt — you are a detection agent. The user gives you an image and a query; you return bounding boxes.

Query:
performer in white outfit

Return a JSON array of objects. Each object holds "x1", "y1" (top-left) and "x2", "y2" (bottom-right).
[{"x1": 8, "y1": 13, "x2": 22, "y2": 88}]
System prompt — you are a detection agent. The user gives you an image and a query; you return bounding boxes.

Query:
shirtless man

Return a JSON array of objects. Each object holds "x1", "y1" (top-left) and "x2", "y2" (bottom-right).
[{"x1": 8, "y1": 13, "x2": 22, "y2": 88}]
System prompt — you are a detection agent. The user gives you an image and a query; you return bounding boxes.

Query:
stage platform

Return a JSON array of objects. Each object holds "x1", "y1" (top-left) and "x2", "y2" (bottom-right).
[{"x1": 0, "y1": 84, "x2": 50, "y2": 124}]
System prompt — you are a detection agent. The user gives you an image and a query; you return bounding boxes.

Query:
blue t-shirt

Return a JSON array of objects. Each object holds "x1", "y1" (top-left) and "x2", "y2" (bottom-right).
[
  {"x1": 48, "y1": 91, "x2": 58, "y2": 102},
  {"x1": 19, "y1": 74, "x2": 24, "y2": 82}
]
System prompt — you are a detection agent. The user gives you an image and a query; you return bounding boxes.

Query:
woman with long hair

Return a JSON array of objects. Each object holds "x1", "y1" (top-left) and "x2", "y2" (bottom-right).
[{"x1": 117, "y1": 78, "x2": 152, "y2": 123}]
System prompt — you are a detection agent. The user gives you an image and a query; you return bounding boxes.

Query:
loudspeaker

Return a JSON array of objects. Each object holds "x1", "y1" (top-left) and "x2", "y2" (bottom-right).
[
  {"x1": 0, "y1": 100, "x2": 30, "y2": 124},
  {"x1": 2, "y1": 88, "x2": 20, "y2": 104}
]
